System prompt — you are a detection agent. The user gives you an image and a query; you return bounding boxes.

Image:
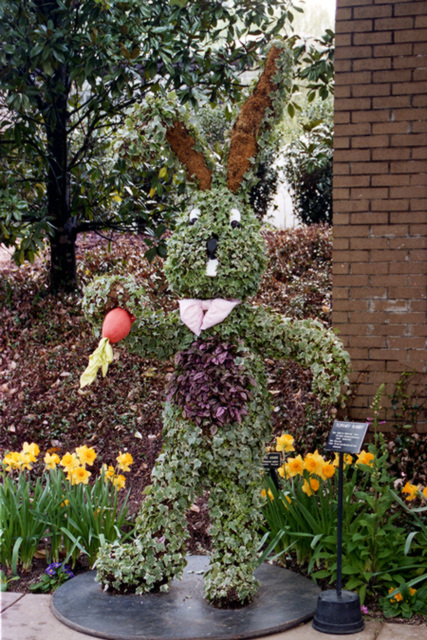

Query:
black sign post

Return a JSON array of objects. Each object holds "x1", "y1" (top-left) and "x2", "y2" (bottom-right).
[
  {"x1": 312, "y1": 421, "x2": 369, "y2": 635},
  {"x1": 262, "y1": 452, "x2": 282, "y2": 490}
]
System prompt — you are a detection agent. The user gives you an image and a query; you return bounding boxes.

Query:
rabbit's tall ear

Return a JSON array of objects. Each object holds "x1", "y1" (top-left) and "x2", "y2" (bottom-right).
[
  {"x1": 227, "y1": 44, "x2": 290, "y2": 193},
  {"x1": 166, "y1": 121, "x2": 212, "y2": 191}
]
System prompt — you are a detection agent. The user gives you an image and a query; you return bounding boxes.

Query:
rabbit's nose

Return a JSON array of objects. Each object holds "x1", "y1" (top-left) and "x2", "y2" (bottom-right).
[{"x1": 206, "y1": 235, "x2": 218, "y2": 259}]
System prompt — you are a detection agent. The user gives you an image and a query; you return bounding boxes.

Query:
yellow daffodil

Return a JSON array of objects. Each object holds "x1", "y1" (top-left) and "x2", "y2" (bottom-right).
[
  {"x1": 70, "y1": 466, "x2": 91, "y2": 485},
  {"x1": 113, "y1": 474, "x2": 126, "y2": 490},
  {"x1": 281, "y1": 495, "x2": 292, "y2": 509},
  {"x1": 356, "y1": 450, "x2": 374, "y2": 467},
  {"x1": 320, "y1": 462, "x2": 336, "y2": 480},
  {"x1": 3, "y1": 451, "x2": 33, "y2": 471},
  {"x1": 284, "y1": 454, "x2": 304, "y2": 477},
  {"x1": 304, "y1": 450, "x2": 324, "y2": 477},
  {"x1": 3, "y1": 451, "x2": 21, "y2": 471},
  {"x1": 302, "y1": 477, "x2": 320, "y2": 496},
  {"x1": 17, "y1": 452, "x2": 33, "y2": 471},
  {"x1": 333, "y1": 453, "x2": 353, "y2": 467},
  {"x1": 60, "y1": 452, "x2": 80, "y2": 475},
  {"x1": 261, "y1": 488, "x2": 274, "y2": 500},
  {"x1": 116, "y1": 452, "x2": 134, "y2": 472},
  {"x1": 276, "y1": 434, "x2": 295, "y2": 453},
  {"x1": 61, "y1": 498, "x2": 70, "y2": 508},
  {"x1": 44, "y1": 452, "x2": 60, "y2": 470},
  {"x1": 402, "y1": 481, "x2": 420, "y2": 501},
  {"x1": 422, "y1": 487, "x2": 427, "y2": 500},
  {"x1": 101, "y1": 464, "x2": 116, "y2": 481},
  {"x1": 409, "y1": 588, "x2": 417, "y2": 597},
  {"x1": 278, "y1": 466, "x2": 285, "y2": 478},
  {"x1": 75, "y1": 445, "x2": 97, "y2": 467},
  {"x1": 22, "y1": 442, "x2": 40, "y2": 462}
]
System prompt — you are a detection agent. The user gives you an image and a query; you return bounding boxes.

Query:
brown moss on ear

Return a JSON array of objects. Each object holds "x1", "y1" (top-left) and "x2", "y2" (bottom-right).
[
  {"x1": 166, "y1": 121, "x2": 212, "y2": 191},
  {"x1": 227, "y1": 46, "x2": 282, "y2": 193}
]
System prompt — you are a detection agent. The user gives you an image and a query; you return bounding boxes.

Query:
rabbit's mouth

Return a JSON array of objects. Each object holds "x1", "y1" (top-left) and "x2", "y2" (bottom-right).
[{"x1": 206, "y1": 258, "x2": 218, "y2": 277}]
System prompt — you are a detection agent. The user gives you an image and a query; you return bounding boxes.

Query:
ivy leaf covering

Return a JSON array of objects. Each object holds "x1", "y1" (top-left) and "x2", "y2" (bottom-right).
[{"x1": 166, "y1": 338, "x2": 256, "y2": 430}]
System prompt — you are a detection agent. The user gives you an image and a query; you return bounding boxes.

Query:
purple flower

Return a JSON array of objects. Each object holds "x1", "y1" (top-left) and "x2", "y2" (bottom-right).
[
  {"x1": 45, "y1": 562, "x2": 62, "y2": 576},
  {"x1": 64, "y1": 566, "x2": 74, "y2": 578},
  {"x1": 45, "y1": 562, "x2": 74, "y2": 578},
  {"x1": 360, "y1": 605, "x2": 368, "y2": 615}
]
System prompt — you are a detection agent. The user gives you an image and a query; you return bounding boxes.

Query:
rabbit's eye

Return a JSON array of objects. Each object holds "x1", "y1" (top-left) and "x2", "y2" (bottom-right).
[
  {"x1": 230, "y1": 208, "x2": 241, "y2": 229},
  {"x1": 189, "y1": 207, "x2": 200, "y2": 225}
]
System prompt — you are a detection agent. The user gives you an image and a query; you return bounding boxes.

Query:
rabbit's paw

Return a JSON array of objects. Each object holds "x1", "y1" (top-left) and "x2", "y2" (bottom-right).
[{"x1": 82, "y1": 274, "x2": 148, "y2": 330}]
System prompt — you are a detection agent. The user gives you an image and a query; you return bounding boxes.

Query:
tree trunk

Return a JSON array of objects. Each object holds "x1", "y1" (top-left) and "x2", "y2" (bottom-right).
[
  {"x1": 49, "y1": 222, "x2": 77, "y2": 293},
  {"x1": 45, "y1": 64, "x2": 78, "y2": 293}
]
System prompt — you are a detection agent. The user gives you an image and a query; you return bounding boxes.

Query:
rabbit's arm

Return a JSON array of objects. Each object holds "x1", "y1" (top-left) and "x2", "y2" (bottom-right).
[
  {"x1": 245, "y1": 306, "x2": 351, "y2": 406},
  {"x1": 82, "y1": 274, "x2": 193, "y2": 359},
  {"x1": 125, "y1": 308, "x2": 194, "y2": 360}
]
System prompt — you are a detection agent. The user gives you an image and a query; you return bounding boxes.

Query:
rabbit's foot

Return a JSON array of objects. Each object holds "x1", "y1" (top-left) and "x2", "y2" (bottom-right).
[
  {"x1": 95, "y1": 538, "x2": 186, "y2": 595},
  {"x1": 210, "y1": 587, "x2": 253, "y2": 609},
  {"x1": 204, "y1": 562, "x2": 259, "y2": 607}
]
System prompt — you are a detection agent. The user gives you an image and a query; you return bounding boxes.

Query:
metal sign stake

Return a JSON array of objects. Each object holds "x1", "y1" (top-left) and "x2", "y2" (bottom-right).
[
  {"x1": 336, "y1": 451, "x2": 343, "y2": 598},
  {"x1": 312, "y1": 422, "x2": 368, "y2": 635}
]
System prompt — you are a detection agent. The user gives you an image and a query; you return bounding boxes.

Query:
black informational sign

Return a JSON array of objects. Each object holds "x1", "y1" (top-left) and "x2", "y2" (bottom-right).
[
  {"x1": 262, "y1": 452, "x2": 282, "y2": 469},
  {"x1": 325, "y1": 420, "x2": 369, "y2": 455}
]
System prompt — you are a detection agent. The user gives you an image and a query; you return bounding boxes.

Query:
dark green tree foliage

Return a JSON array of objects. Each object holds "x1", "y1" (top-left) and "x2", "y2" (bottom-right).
[
  {"x1": 284, "y1": 30, "x2": 334, "y2": 225},
  {"x1": 249, "y1": 149, "x2": 280, "y2": 220},
  {"x1": 294, "y1": 29, "x2": 334, "y2": 104},
  {"x1": 0, "y1": 0, "x2": 293, "y2": 291},
  {"x1": 284, "y1": 120, "x2": 333, "y2": 225}
]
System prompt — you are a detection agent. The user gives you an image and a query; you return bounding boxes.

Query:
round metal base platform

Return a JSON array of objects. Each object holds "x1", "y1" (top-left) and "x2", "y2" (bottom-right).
[{"x1": 51, "y1": 555, "x2": 320, "y2": 640}]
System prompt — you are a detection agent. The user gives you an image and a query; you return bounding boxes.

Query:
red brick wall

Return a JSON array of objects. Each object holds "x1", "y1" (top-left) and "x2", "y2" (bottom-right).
[{"x1": 333, "y1": 0, "x2": 427, "y2": 432}]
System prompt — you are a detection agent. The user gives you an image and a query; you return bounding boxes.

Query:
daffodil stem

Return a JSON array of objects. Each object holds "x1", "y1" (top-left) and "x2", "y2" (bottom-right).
[{"x1": 336, "y1": 452, "x2": 344, "y2": 597}]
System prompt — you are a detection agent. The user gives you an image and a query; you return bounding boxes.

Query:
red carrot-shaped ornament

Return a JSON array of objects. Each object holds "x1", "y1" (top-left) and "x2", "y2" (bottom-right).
[
  {"x1": 102, "y1": 308, "x2": 136, "y2": 343},
  {"x1": 80, "y1": 308, "x2": 136, "y2": 388}
]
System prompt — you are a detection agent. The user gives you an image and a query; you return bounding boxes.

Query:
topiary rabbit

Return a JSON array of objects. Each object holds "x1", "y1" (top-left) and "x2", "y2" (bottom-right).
[{"x1": 81, "y1": 42, "x2": 350, "y2": 607}]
